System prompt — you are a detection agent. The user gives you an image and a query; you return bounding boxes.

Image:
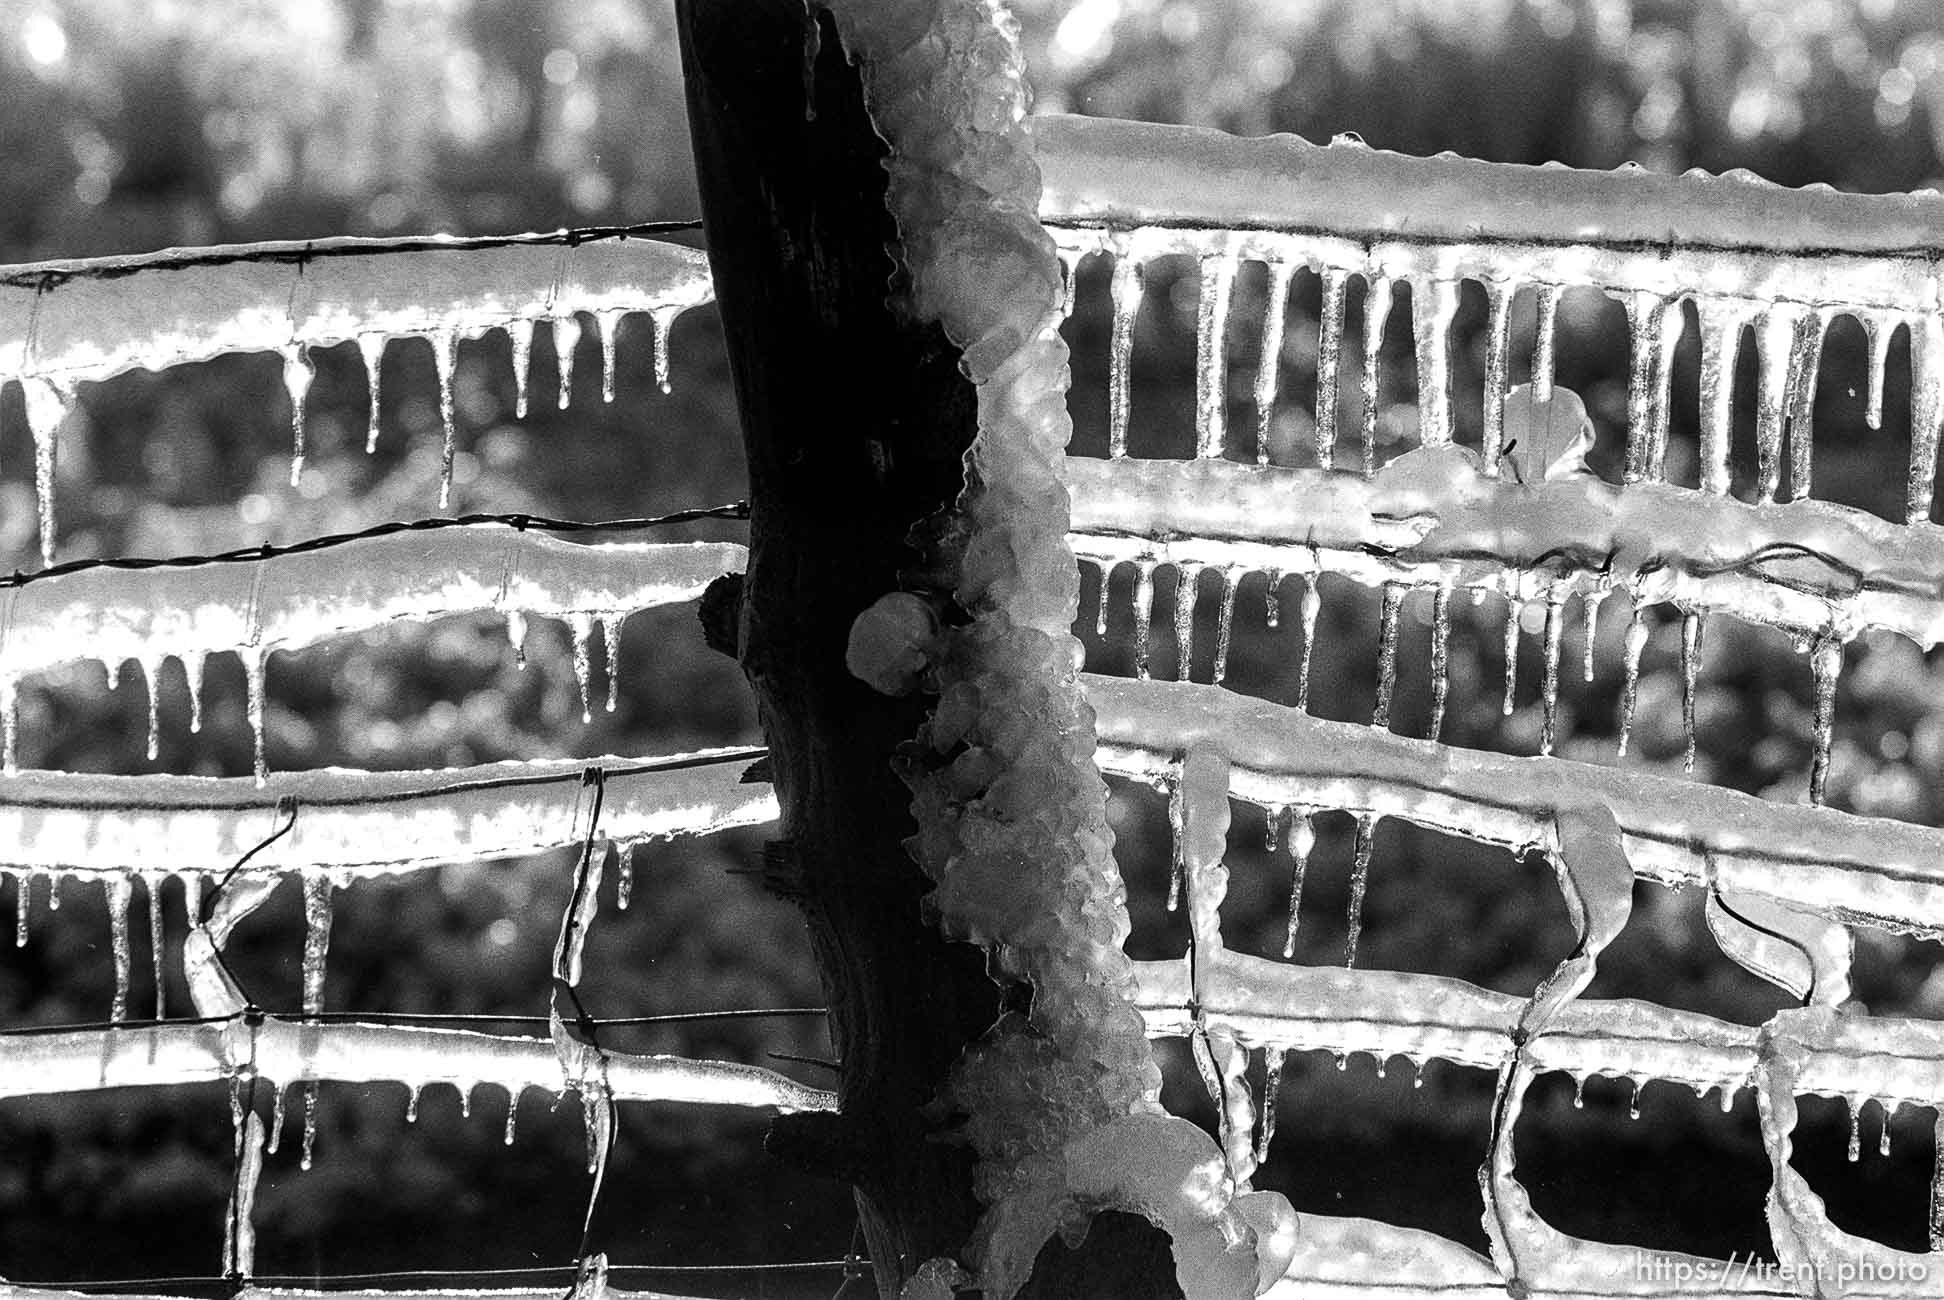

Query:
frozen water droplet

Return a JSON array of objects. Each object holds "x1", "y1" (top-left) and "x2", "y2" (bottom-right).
[
  {"x1": 1195, "y1": 253, "x2": 1239, "y2": 459},
  {"x1": 432, "y1": 329, "x2": 459, "y2": 510},
  {"x1": 282, "y1": 345, "x2": 314, "y2": 487},
  {"x1": 1810, "y1": 635, "x2": 1843, "y2": 805},
  {"x1": 106, "y1": 875, "x2": 132, "y2": 1023},
  {"x1": 20, "y1": 376, "x2": 72, "y2": 566},
  {"x1": 1331, "y1": 131, "x2": 1367, "y2": 147},
  {"x1": 1372, "y1": 583, "x2": 1405, "y2": 731},
  {"x1": 1297, "y1": 574, "x2": 1321, "y2": 711},
  {"x1": 507, "y1": 318, "x2": 534, "y2": 419},
  {"x1": 1107, "y1": 253, "x2": 1142, "y2": 458},
  {"x1": 358, "y1": 335, "x2": 386, "y2": 453},
  {"x1": 1264, "y1": 805, "x2": 1284, "y2": 853},
  {"x1": 1345, "y1": 813, "x2": 1377, "y2": 968},
  {"x1": 1255, "y1": 260, "x2": 1296, "y2": 465},
  {"x1": 1429, "y1": 585, "x2": 1451, "y2": 740},
  {"x1": 1619, "y1": 606, "x2": 1649, "y2": 757},
  {"x1": 571, "y1": 613, "x2": 595, "y2": 724},
  {"x1": 1412, "y1": 1061, "x2": 1424, "y2": 1089},
  {"x1": 1361, "y1": 275, "x2": 1394, "y2": 476}
]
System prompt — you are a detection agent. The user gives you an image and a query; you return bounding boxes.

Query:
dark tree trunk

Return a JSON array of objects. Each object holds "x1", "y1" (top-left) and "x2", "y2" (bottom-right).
[{"x1": 675, "y1": 4, "x2": 1183, "y2": 1296}]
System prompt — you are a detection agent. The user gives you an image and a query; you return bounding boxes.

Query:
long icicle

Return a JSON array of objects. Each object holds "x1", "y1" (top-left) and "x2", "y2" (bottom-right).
[
  {"x1": 1297, "y1": 573, "x2": 1321, "y2": 711},
  {"x1": 554, "y1": 313, "x2": 582, "y2": 411},
  {"x1": 433, "y1": 328, "x2": 459, "y2": 510},
  {"x1": 1532, "y1": 284, "x2": 1562, "y2": 403},
  {"x1": 1697, "y1": 300, "x2": 1749, "y2": 497},
  {"x1": 1909, "y1": 315, "x2": 1944, "y2": 525},
  {"x1": 1255, "y1": 1050, "x2": 1283, "y2": 1165},
  {"x1": 1108, "y1": 251, "x2": 1142, "y2": 459},
  {"x1": 1410, "y1": 277, "x2": 1461, "y2": 447},
  {"x1": 1315, "y1": 267, "x2": 1348, "y2": 469},
  {"x1": 1502, "y1": 593, "x2": 1522, "y2": 718},
  {"x1": 1173, "y1": 563, "x2": 1200, "y2": 683},
  {"x1": 1195, "y1": 253, "x2": 1239, "y2": 460},
  {"x1": 1481, "y1": 279, "x2": 1514, "y2": 473},
  {"x1": 1619, "y1": 604, "x2": 1649, "y2": 757},
  {"x1": 359, "y1": 334, "x2": 386, "y2": 453},
  {"x1": 1429, "y1": 585, "x2": 1451, "y2": 740},
  {"x1": 1345, "y1": 812, "x2": 1378, "y2": 969},
  {"x1": 1372, "y1": 582, "x2": 1405, "y2": 731},
  {"x1": 1281, "y1": 811, "x2": 1313, "y2": 959},
  {"x1": 1540, "y1": 590, "x2": 1565, "y2": 756},
  {"x1": 282, "y1": 344, "x2": 314, "y2": 487},
  {"x1": 1681, "y1": 608, "x2": 1704, "y2": 774},
  {"x1": 1132, "y1": 561, "x2": 1156, "y2": 680},
  {"x1": 106, "y1": 874, "x2": 132, "y2": 1023},
  {"x1": 1255, "y1": 259, "x2": 1296, "y2": 466},
  {"x1": 20, "y1": 376, "x2": 71, "y2": 567},
  {"x1": 1211, "y1": 567, "x2": 1238, "y2": 686},
  {"x1": 1623, "y1": 291, "x2": 1667, "y2": 483},
  {"x1": 143, "y1": 872, "x2": 166, "y2": 1019},
  {"x1": 301, "y1": 874, "x2": 333, "y2": 1174},
  {"x1": 1360, "y1": 274, "x2": 1393, "y2": 477},
  {"x1": 1810, "y1": 635, "x2": 1843, "y2": 806},
  {"x1": 507, "y1": 318, "x2": 534, "y2": 419},
  {"x1": 1787, "y1": 309, "x2": 1826, "y2": 500},
  {"x1": 1648, "y1": 297, "x2": 1686, "y2": 481}
]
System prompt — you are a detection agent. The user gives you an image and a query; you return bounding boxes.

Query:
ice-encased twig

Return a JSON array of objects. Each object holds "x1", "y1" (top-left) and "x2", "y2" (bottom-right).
[
  {"x1": 1089, "y1": 674, "x2": 1944, "y2": 938},
  {"x1": 0, "y1": 1015, "x2": 836, "y2": 1112},
  {"x1": 0, "y1": 747, "x2": 774, "y2": 883}
]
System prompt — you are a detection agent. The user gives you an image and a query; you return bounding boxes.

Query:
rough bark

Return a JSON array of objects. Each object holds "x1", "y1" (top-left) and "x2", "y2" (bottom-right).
[{"x1": 676, "y1": 4, "x2": 1184, "y2": 1296}]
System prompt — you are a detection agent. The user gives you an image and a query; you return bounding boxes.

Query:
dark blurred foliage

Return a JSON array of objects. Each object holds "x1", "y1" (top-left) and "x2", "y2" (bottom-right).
[{"x1": 3, "y1": 0, "x2": 1944, "y2": 1287}]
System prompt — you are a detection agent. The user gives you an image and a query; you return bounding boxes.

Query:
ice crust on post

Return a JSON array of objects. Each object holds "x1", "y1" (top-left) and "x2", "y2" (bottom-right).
[{"x1": 827, "y1": 0, "x2": 1292, "y2": 1294}]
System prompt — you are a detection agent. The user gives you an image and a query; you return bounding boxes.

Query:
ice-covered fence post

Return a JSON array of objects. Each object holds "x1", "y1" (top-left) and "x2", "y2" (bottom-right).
[{"x1": 673, "y1": 2, "x2": 1002, "y2": 1291}]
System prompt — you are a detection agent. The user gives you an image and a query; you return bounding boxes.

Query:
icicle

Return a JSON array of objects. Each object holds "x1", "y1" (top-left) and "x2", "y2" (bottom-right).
[
  {"x1": 579, "y1": 1072, "x2": 612, "y2": 1177},
  {"x1": 143, "y1": 872, "x2": 166, "y2": 1019},
  {"x1": 46, "y1": 873, "x2": 60, "y2": 911},
  {"x1": 1165, "y1": 770, "x2": 1185, "y2": 913},
  {"x1": 1787, "y1": 309, "x2": 1825, "y2": 500},
  {"x1": 1864, "y1": 313, "x2": 1894, "y2": 430},
  {"x1": 1413, "y1": 1061, "x2": 1424, "y2": 1089},
  {"x1": 1255, "y1": 1050, "x2": 1282, "y2": 1165},
  {"x1": 600, "y1": 614, "x2": 624, "y2": 713},
  {"x1": 267, "y1": 1084, "x2": 285, "y2": 1156},
  {"x1": 1371, "y1": 582, "x2": 1405, "y2": 731},
  {"x1": 1194, "y1": 253, "x2": 1239, "y2": 460},
  {"x1": 406, "y1": 1084, "x2": 421, "y2": 1124},
  {"x1": 1647, "y1": 297, "x2": 1685, "y2": 481},
  {"x1": 1296, "y1": 573, "x2": 1320, "y2": 711},
  {"x1": 1132, "y1": 561, "x2": 1156, "y2": 680},
  {"x1": 300, "y1": 1082, "x2": 319, "y2": 1172},
  {"x1": 1360, "y1": 274, "x2": 1393, "y2": 477},
  {"x1": 105, "y1": 658, "x2": 122, "y2": 692},
  {"x1": 1848, "y1": 1097, "x2": 1862, "y2": 1162},
  {"x1": 1697, "y1": 300, "x2": 1750, "y2": 496},
  {"x1": 571, "y1": 612, "x2": 594, "y2": 724},
  {"x1": 1172, "y1": 563, "x2": 1200, "y2": 682},
  {"x1": 1264, "y1": 805, "x2": 1283, "y2": 853},
  {"x1": 1, "y1": 674, "x2": 16, "y2": 777},
  {"x1": 504, "y1": 1086, "x2": 522, "y2": 1145},
  {"x1": 1255, "y1": 259, "x2": 1296, "y2": 465},
  {"x1": 1681, "y1": 608, "x2": 1703, "y2": 774},
  {"x1": 1281, "y1": 811, "x2": 1313, "y2": 959},
  {"x1": 1094, "y1": 561, "x2": 1112, "y2": 637},
  {"x1": 1810, "y1": 635, "x2": 1843, "y2": 806},
  {"x1": 1909, "y1": 315, "x2": 1944, "y2": 525},
  {"x1": 183, "y1": 650, "x2": 205, "y2": 734},
  {"x1": 507, "y1": 318, "x2": 534, "y2": 419},
  {"x1": 1107, "y1": 253, "x2": 1141, "y2": 458},
  {"x1": 1211, "y1": 567, "x2": 1238, "y2": 685},
  {"x1": 1410, "y1": 278, "x2": 1460, "y2": 447},
  {"x1": 506, "y1": 609, "x2": 528, "y2": 669},
  {"x1": 1619, "y1": 606, "x2": 1649, "y2": 757},
  {"x1": 1623, "y1": 292, "x2": 1667, "y2": 483},
  {"x1": 1931, "y1": 1111, "x2": 1944, "y2": 1251},
  {"x1": 652, "y1": 304, "x2": 681, "y2": 393},
  {"x1": 433, "y1": 328, "x2": 459, "y2": 510},
  {"x1": 1573, "y1": 1076, "x2": 1586, "y2": 1109},
  {"x1": 1754, "y1": 308, "x2": 1802, "y2": 504},
  {"x1": 1480, "y1": 280, "x2": 1514, "y2": 472},
  {"x1": 554, "y1": 314, "x2": 582, "y2": 411},
  {"x1": 1581, "y1": 588, "x2": 1607, "y2": 684},
  {"x1": 1629, "y1": 1079, "x2": 1642, "y2": 1120},
  {"x1": 243, "y1": 648, "x2": 268, "y2": 787},
  {"x1": 1314, "y1": 267, "x2": 1348, "y2": 466},
  {"x1": 20, "y1": 376, "x2": 71, "y2": 566},
  {"x1": 1429, "y1": 585, "x2": 1451, "y2": 740},
  {"x1": 1540, "y1": 591, "x2": 1565, "y2": 756},
  {"x1": 302, "y1": 876, "x2": 332, "y2": 1018},
  {"x1": 616, "y1": 851, "x2": 634, "y2": 911},
  {"x1": 1345, "y1": 813, "x2": 1377, "y2": 969},
  {"x1": 595, "y1": 309, "x2": 625, "y2": 403},
  {"x1": 13, "y1": 870, "x2": 28, "y2": 947},
  {"x1": 139, "y1": 653, "x2": 163, "y2": 762},
  {"x1": 1502, "y1": 595, "x2": 1522, "y2": 718},
  {"x1": 282, "y1": 344, "x2": 314, "y2": 487},
  {"x1": 358, "y1": 334, "x2": 386, "y2": 453},
  {"x1": 182, "y1": 872, "x2": 203, "y2": 929},
  {"x1": 460, "y1": 1085, "x2": 473, "y2": 1120},
  {"x1": 1057, "y1": 248, "x2": 1082, "y2": 320},
  {"x1": 1881, "y1": 1103, "x2": 1893, "y2": 1159},
  {"x1": 1532, "y1": 284, "x2": 1562, "y2": 403},
  {"x1": 106, "y1": 875, "x2": 132, "y2": 1023},
  {"x1": 1263, "y1": 570, "x2": 1281, "y2": 629},
  {"x1": 223, "y1": 1108, "x2": 264, "y2": 1281}
]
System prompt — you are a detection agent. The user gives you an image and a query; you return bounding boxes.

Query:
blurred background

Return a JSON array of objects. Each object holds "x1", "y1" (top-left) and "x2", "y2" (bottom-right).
[{"x1": 3, "y1": 0, "x2": 1944, "y2": 1293}]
